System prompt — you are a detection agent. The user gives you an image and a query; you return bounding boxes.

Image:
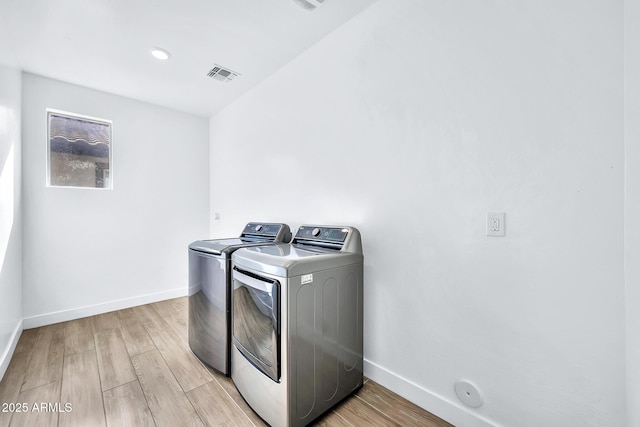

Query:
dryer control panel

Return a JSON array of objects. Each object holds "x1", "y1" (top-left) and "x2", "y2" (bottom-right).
[
  {"x1": 296, "y1": 226, "x2": 348, "y2": 243},
  {"x1": 293, "y1": 225, "x2": 362, "y2": 253}
]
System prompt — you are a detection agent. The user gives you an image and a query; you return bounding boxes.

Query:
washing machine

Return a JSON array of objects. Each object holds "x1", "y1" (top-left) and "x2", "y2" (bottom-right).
[
  {"x1": 230, "y1": 225, "x2": 363, "y2": 427},
  {"x1": 188, "y1": 222, "x2": 291, "y2": 375}
]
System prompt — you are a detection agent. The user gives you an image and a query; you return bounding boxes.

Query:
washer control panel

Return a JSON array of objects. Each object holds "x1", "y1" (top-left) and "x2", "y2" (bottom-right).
[
  {"x1": 241, "y1": 223, "x2": 291, "y2": 241},
  {"x1": 295, "y1": 226, "x2": 349, "y2": 243}
]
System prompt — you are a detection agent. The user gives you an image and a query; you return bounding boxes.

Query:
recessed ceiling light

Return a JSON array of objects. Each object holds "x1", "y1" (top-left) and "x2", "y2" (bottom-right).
[{"x1": 150, "y1": 47, "x2": 171, "y2": 60}]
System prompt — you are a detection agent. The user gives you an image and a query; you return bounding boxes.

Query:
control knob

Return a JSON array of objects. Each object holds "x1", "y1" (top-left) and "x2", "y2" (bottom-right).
[
  {"x1": 255, "y1": 225, "x2": 263, "y2": 232},
  {"x1": 312, "y1": 228, "x2": 321, "y2": 237}
]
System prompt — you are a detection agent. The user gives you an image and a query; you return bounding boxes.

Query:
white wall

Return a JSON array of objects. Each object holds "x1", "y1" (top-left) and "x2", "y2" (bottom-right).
[
  {"x1": 625, "y1": 0, "x2": 640, "y2": 424},
  {"x1": 209, "y1": 1, "x2": 625, "y2": 426},
  {"x1": 0, "y1": 65, "x2": 22, "y2": 379},
  {"x1": 22, "y1": 73, "x2": 209, "y2": 326}
]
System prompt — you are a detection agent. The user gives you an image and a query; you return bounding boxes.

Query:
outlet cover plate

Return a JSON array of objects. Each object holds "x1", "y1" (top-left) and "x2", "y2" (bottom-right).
[{"x1": 487, "y1": 212, "x2": 505, "y2": 237}]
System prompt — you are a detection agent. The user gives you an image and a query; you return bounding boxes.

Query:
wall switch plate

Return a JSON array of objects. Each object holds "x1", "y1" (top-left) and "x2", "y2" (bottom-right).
[{"x1": 487, "y1": 212, "x2": 505, "y2": 237}]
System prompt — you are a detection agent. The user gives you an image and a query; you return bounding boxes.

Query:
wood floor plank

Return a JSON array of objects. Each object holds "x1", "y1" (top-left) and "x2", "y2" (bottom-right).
[
  {"x1": 165, "y1": 311, "x2": 189, "y2": 346},
  {"x1": 58, "y1": 349, "x2": 106, "y2": 427},
  {"x1": 14, "y1": 328, "x2": 39, "y2": 356},
  {"x1": 154, "y1": 297, "x2": 188, "y2": 345},
  {"x1": 131, "y1": 304, "x2": 171, "y2": 335},
  {"x1": 103, "y1": 380, "x2": 155, "y2": 427},
  {"x1": 171, "y1": 297, "x2": 187, "y2": 313},
  {"x1": 355, "y1": 381, "x2": 453, "y2": 427},
  {"x1": 332, "y1": 391, "x2": 400, "y2": 427},
  {"x1": 147, "y1": 327, "x2": 212, "y2": 392},
  {"x1": 92, "y1": 311, "x2": 122, "y2": 334},
  {"x1": 131, "y1": 349, "x2": 204, "y2": 427},
  {"x1": 168, "y1": 297, "x2": 188, "y2": 330},
  {"x1": 116, "y1": 309, "x2": 156, "y2": 356},
  {"x1": 314, "y1": 410, "x2": 355, "y2": 426},
  {"x1": 204, "y1": 370, "x2": 268, "y2": 427},
  {"x1": 21, "y1": 324, "x2": 65, "y2": 392},
  {"x1": 95, "y1": 329, "x2": 137, "y2": 391},
  {"x1": 0, "y1": 351, "x2": 29, "y2": 426},
  {"x1": 186, "y1": 381, "x2": 253, "y2": 427},
  {"x1": 149, "y1": 299, "x2": 182, "y2": 317},
  {"x1": 10, "y1": 380, "x2": 62, "y2": 427},
  {"x1": 63, "y1": 317, "x2": 95, "y2": 356}
]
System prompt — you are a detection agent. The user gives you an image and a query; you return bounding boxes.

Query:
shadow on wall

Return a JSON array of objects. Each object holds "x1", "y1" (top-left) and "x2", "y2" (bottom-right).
[{"x1": 0, "y1": 105, "x2": 16, "y2": 274}]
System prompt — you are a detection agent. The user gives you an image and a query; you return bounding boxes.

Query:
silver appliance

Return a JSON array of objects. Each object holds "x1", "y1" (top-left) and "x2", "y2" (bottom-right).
[
  {"x1": 231, "y1": 225, "x2": 363, "y2": 427},
  {"x1": 188, "y1": 222, "x2": 291, "y2": 375}
]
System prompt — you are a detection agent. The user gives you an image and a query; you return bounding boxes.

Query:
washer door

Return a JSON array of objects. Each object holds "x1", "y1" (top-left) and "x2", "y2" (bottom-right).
[{"x1": 232, "y1": 266, "x2": 280, "y2": 382}]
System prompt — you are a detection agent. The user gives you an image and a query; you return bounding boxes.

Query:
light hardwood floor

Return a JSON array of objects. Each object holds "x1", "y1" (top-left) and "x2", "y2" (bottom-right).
[{"x1": 0, "y1": 298, "x2": 453, "y2": 427}]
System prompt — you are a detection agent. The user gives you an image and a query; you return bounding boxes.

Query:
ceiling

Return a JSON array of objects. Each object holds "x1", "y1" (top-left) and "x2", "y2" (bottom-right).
[{"x1": 0, "y1": 0, "x2": 377, "y2": 117}]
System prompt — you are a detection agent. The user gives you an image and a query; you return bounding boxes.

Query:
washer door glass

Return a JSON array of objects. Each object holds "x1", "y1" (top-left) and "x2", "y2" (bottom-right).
[{"x1": 232, "y1": 266, "x2": 280, "y2": 382}]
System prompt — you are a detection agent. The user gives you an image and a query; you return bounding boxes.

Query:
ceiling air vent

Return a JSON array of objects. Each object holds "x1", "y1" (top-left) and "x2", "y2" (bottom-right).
[
  {"x1": 292, "y1": 0, "x2": 327, "y2": 11},
  {"x1": 207, "y1": 64, "x2": 240, "y2": 82}
]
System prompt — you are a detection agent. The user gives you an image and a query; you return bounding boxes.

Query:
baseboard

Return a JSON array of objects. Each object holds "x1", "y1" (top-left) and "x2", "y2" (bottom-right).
[
  {"x1": 0, "y1": 319, "x2": 23, "y2": 381},
  {"x1": 363, "y1": 358, "x2": 499, "y2": 427},
  {"x1": 23, "y1": 287, "x2": 188, "y2": 329}
]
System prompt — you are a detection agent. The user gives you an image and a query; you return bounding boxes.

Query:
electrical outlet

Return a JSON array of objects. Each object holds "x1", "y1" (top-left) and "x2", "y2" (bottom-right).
[{"x1": 487, "y1": 212, "x2": 505, "y2": 237}]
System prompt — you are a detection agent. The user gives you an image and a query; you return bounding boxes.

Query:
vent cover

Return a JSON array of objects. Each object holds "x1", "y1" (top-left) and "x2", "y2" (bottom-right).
[
  {"x1": 207, "y1": 64, "x2": 240, "y2": 82},
  {"x1": 292, "y1": 0, "x2": 327, "y2": 11}
]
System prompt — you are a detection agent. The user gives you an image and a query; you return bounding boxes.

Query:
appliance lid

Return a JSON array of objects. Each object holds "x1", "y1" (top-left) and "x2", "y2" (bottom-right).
[
  {"x1": 231, "y1": 243, "x2": 362, "y2": 277},
  {"x1": 189, "y1": 223, "x2": 292, "y2": 256},
  {"x1": 189, "y1": 238, "x2": 248, "y2": 255}
]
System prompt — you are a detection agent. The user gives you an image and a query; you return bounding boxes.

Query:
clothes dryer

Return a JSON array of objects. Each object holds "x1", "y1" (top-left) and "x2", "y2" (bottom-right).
[
  {"x1": 230, "y1": 225, "x2": 363, "y2": 427},
  {"x1": 188, "y1": 222, "x2": 291, "y2": 375}
]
